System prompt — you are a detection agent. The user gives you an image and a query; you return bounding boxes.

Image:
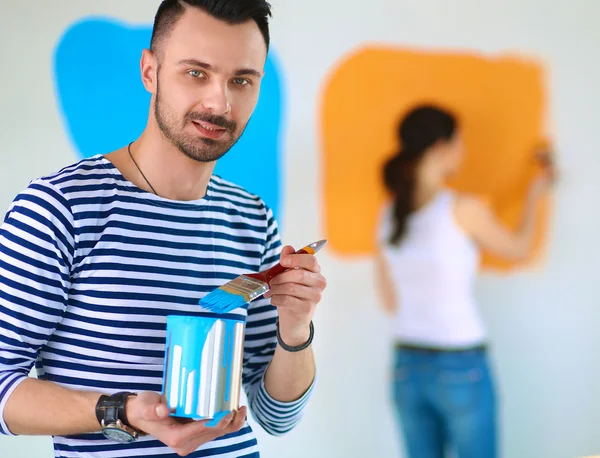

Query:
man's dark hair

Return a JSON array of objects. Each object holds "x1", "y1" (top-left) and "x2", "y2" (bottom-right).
[{"x1": 150, "y1": 0, "x2": 272, "y2": 59}]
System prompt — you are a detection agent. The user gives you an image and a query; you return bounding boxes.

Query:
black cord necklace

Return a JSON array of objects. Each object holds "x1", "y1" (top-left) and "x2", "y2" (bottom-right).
[{"x1": 127, "y1": 141, "x2": 158, "y2": 195}]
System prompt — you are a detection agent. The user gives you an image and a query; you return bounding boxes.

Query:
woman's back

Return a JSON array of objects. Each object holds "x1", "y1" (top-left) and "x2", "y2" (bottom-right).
[
  {"x1": 379, "y1": 104, "x2": 551, "y2": 458},
  {"x1": 380, "y1": 190, "x2": 486, "y2": 348}
]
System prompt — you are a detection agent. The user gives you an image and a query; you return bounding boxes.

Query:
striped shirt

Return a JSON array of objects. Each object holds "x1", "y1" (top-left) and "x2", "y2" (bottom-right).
[{"x1": 0, "y1": 155, "x2": 313, "y2": 457}]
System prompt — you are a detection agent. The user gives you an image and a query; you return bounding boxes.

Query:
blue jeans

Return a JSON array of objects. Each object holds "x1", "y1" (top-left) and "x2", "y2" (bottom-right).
[{"x1": 392, "y1": 346, "x2": 497, "y2": 458}]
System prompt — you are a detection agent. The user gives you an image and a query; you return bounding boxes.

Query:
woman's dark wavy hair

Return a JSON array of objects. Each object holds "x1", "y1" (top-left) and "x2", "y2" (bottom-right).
[{"x1": 383, "y1": 105, "x2": 457, "y2": 245}]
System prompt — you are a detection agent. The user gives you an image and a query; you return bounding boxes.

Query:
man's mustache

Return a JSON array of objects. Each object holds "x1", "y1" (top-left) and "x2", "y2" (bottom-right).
[{"x1": 187, "y1": 112, "x2": 236, "y2": 131}]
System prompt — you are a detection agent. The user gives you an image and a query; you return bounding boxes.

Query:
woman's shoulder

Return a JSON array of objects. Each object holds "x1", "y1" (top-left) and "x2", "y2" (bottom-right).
[
  {"x1": 451, "y1": 191, "x2": 493, "y2": 233},
  {"x1": 451, "y1": 190, "x2": 491, "y2": 210}
]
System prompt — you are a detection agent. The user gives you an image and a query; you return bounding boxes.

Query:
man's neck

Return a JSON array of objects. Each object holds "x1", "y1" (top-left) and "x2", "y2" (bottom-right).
[{"x1": 126, "y1": 130, "x2": 216, "y2": 202}]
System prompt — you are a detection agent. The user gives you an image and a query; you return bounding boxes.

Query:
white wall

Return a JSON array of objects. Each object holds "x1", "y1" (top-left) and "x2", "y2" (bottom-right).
[{"x1": 1, "y1": 1, "x2": 600, "y2": 457}]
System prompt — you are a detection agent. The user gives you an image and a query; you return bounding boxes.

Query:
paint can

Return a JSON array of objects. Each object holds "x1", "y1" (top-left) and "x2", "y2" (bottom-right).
[{"x1": 162, "y1": 315, "x2": 245, "y2": 425}]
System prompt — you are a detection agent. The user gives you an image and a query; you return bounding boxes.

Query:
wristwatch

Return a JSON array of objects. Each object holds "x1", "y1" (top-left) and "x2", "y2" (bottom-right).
[{"x1": 95, "y1": 391, "x2": 142, "y2": 443}]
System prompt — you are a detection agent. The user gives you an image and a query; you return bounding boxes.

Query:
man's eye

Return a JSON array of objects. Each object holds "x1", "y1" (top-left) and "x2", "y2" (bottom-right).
[
  {"x1": 188, "y1": 70, "x2": 205, "y2": 78},
  {"x1": 232, "y1": 78, "x2": 249, "y2": 86}
]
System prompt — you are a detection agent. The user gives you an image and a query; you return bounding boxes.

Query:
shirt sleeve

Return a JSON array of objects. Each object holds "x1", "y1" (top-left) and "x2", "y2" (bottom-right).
[
  {"x1": 0, "y1": 180, "x2": 74, "y2": 435},
  {"x1": 242, "y1": 205, "x2": 315, "y2": 436}
]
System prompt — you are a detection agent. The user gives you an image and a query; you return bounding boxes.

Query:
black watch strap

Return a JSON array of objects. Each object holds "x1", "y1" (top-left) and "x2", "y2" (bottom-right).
[
  {"x1": 276, "y1": 318, "x2": 314, "y2": 352},
  {"x1": 95, "y1": 392, "x2": 137, "y2": 428}
]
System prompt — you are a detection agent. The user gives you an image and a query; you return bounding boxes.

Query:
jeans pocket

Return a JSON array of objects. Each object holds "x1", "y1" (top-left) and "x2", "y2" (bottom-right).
[{"x1": 437, "y1": 366, "x2": 484, "y2": 413}]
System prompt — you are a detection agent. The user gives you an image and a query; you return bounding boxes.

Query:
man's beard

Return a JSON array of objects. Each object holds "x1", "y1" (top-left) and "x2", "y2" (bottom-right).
[{"x1": 154, "y1": 83, "x2": 246, "y2": 163}]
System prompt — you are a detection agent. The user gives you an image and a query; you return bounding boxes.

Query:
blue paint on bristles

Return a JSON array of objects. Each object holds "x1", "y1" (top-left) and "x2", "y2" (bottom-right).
[
  {"x1": 200, "y1": 271, "x2": 271, "y2": 313},
  {"x1": 199, "y1": 287, "x2": 248, "y2": 314}
]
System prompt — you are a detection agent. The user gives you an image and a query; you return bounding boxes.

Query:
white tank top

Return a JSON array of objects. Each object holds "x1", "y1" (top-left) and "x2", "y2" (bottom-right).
[{"x1": 379, "y1": 190, "x2": 487, "y2": 348}]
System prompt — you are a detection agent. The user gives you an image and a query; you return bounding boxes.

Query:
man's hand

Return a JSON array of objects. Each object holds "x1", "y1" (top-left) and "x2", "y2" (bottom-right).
[
  {"x1": 264, "y1": 245, "x2": 327, "y2": 346},
  {"x1": 127, "y1": 392, "x2": 247, "y2": 457}
]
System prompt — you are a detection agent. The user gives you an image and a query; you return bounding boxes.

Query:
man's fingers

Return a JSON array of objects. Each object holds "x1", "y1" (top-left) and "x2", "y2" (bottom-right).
[
  {"x1": 161, "y1": 408, "x2": 248, "y2": 455},
  {"x1": 211, "y1": 411, "x2": 236, "y2": 430},
  {"x1": 218, "y1": 407, "x2": 247, "y2": 436},
  {"x1": 174, "y1": 410, "x2": 242, "y2": 455},
  {"x1": 230, "y1": 406, "x2": 247, "y2": 431},
  {"x1": 269, "y1": 268, "x2": 326, "y2": 288},
  {"x1": 279, "y1": 245, "x2": 296, "y2": 258},
  {"x1": 171, "y1": 417, "x2": 212, "y2": 439},
  {"x1": 268, "y1": 286, "x2": 322, "y2": 308},
  {"x1": 210, "y1": 407, "x2": 247, "y2": 433},
  {"x1": 279, "y1": 253, "x2": 321, "y2": 273}
]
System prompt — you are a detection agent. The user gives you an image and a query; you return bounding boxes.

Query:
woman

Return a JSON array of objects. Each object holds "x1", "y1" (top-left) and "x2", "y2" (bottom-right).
[{"x1": 376, "y1": 105, "x2": 553, "y2": 458}]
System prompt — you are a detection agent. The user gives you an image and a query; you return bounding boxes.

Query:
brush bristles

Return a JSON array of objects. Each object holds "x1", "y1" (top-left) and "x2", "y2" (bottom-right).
[
  {"x1": 200, "y1": 289, "x2": 247, "y2": 313},
  {"x1": 200, "y1": 274, "x2": 269, "y2": 313}
]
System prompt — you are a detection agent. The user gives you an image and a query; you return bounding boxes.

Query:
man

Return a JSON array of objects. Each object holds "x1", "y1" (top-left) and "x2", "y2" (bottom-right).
[{"x1": 0, "y1": 1, "x2": 326, "y2": 457}]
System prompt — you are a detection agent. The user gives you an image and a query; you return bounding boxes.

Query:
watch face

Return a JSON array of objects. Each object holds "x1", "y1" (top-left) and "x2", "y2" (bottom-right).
[{"x1": 103, "y1": 426, "x2": 135, "y2": 443}]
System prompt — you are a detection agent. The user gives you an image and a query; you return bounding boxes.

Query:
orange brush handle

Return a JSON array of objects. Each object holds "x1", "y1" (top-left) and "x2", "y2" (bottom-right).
[{"x1": 250, "y1": 239, "x2": 327, "y2": 285}]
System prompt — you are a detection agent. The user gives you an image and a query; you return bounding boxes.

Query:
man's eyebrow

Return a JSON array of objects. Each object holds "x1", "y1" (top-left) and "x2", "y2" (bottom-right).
[
  {"x1": 233, "y1": 68, "x2": 262, "y2": 78},
  {"x1": 177, "y1": 59, "x2": 213, "y2": 70},
  {"x1": 177, "y1": 59, "x2": 262, "y2": 78}
]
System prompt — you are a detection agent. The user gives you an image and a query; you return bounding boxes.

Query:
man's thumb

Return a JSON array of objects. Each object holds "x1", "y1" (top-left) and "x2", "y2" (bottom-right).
[{"x1": 143, "y1": 403, "x2": 169, "y2": 421}]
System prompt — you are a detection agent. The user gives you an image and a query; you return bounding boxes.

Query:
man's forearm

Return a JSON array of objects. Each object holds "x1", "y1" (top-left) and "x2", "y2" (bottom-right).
[
  {"x1": 263, "y1": 327, "x2": 316, "y2": 402},
  {"x1": 4, "y1": 378, "x2": 102, "y2": 436}
]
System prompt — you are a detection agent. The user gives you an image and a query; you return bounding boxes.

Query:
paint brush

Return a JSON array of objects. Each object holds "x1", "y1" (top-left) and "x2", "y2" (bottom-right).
[{"x1": 199, "y1": 239, "x2": 328, "y2": 314}]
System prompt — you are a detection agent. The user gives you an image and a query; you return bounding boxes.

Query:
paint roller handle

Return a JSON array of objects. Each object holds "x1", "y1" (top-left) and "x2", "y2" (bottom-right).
[{"x1": 262, "y1": 239, "x2": 328, "y2": 284}]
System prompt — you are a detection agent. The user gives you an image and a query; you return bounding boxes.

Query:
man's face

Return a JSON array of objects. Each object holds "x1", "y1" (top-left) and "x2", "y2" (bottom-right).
[{"x1": 152, "y1": 7, "x2": 267, "y2": 163}]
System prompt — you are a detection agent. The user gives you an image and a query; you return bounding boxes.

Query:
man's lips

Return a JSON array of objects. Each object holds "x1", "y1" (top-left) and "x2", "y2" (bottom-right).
[{"x1": 191, "y1": 121, "x2": 228, "y2": 140}]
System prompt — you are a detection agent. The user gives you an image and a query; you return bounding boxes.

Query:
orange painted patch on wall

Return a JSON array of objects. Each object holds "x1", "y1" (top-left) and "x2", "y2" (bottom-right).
[{"x1": 319, "y1": 45, "x2": 552, "y2": 272}]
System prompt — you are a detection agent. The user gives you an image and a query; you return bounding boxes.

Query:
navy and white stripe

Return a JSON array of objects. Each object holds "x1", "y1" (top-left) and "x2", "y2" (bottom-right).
[{"x1": 0, "y1": 155, "x2": 313, "y2": 457}]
